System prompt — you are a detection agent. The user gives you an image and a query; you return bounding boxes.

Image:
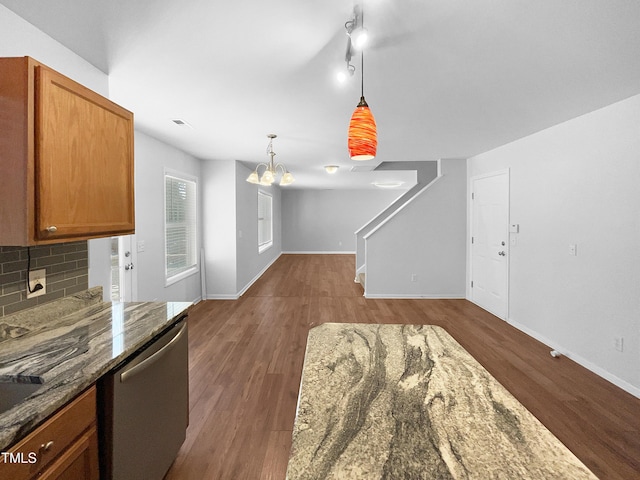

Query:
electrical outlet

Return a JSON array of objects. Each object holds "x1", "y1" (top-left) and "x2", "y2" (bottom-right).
[
  {"x1": 614, "y1": 337, "x2": 624, "y2": 352},
  {"x1": 26, "y1": 269, "x2": 46, "y2": 299},
  {"x1": 411, "y1": 274, "x2": 418, "y2": 282},
  {"x1": 137, "y1": 240, "x2": 146, "y2": 252},
  {"x1": 569, "y1": 244, "x2": 577, "y2": 256}
]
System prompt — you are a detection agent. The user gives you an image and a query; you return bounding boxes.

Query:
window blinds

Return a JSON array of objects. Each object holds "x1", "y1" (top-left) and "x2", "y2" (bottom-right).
[
  {"x1": 165, "y1": 174, "x2": 197, "y2": 280},
  {"x1": 258, "y1": 191, "x2": 272, "y2": 250}
]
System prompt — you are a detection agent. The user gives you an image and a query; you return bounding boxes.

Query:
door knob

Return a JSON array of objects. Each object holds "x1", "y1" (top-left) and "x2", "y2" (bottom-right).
[
  {"x1": 125, "y1": 263, "x2": 134, "y2": 270},
  {"x1": 498, "y1": 251, "x2": 506, "y2": 256}
]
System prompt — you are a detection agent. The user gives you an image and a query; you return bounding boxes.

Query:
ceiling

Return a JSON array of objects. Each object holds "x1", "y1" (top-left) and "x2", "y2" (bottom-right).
[{"x1": 2, "y1": 0, "x2": 640, "y2": 189}]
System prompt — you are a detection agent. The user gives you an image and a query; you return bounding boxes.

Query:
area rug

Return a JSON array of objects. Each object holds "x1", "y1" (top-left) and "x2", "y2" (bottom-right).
[{"x1": 286, "y1": 323, "x2": 597, "y2": 479}]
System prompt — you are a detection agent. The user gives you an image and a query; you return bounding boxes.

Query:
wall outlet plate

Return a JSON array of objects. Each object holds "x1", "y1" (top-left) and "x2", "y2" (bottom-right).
[{"x1": 26, "y1": 269, "x2": 47, "y2": 299}]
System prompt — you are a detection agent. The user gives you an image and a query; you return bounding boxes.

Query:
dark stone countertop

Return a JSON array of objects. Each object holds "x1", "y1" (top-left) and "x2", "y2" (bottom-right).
[{"x1": 0, "y1": 295, "x2": 191, "y2": 451}]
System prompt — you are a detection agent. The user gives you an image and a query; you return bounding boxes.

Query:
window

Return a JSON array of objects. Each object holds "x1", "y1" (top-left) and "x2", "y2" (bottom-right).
[
  {"x1": 165, "y1": 172, "x2": 198, "y2": 284},
  {"x1": 258, "y1": 191, "x2": 273, "y2": 253}
]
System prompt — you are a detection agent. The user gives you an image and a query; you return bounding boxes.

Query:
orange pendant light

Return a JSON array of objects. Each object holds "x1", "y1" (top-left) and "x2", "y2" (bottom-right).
[
  {"x1": 348, "y1": 96, "x2": 377, "y2": 160},
  {"x1": 347, "y1": 11, "x2": 377, "y2": 161}
]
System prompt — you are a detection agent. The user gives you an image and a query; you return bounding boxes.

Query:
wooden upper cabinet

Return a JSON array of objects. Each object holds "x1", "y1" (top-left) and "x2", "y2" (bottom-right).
[{"x1": 0, "y1": 56, "x2": 134, "y2": 245}]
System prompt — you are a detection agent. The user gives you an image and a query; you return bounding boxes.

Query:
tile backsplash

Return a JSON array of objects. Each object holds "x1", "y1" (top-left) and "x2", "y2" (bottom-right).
[{"x1": 0, "y1": 241, "x2": 88, "y2": 317}]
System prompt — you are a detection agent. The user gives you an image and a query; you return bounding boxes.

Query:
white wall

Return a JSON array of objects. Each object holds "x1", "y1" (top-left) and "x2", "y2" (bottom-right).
[
  {"x1": 235, "y1": 162, "x2": 282, "y2": 294},
  {"x1": 0, "y1": 5, "x2": 107, "y2": 95},
  {"x1": 201, "y1": 160, "x2": 237, "y2": 298},
  {"x1": 200, "y1": 161, "x2": 283, "y2": 298},
  {"x1": 134, "y1": 132, "x2": 202, "y2": 303},
  {"x1": 365, "y1": 159, "x2": 467, "y2": 298},
  {"x1": 468, "y1": 94, "x2": 640, "y2": 395},
  {"x1": 355, "y1": 163, "x2": 439, "y2": 272},
  {"x1": 281, "y1": 189, "x2": 401, "y2": 253}
]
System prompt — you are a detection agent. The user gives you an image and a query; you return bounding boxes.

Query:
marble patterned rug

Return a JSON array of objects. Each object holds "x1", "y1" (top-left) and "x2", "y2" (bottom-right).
[{"x1": 286, "y1": 323, "x2": 597, "y2": 480}]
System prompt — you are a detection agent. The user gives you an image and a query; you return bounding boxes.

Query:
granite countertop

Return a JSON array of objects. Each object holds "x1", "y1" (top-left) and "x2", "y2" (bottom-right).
[
  {"x1": 0, "y1": 289, "x2": 191, "y2": 451},
  {"x1": 287, "y1": 323, "x2": 597, "y2": 479}
]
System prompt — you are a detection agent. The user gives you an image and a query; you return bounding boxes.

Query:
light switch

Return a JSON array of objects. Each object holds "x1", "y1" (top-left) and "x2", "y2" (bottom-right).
[
  {"x1": 509, "y1": 224, "x2": 519, "y2": 233},
  {"x1": 137, "y1": 240, "x2": 145, "y2": 252}
]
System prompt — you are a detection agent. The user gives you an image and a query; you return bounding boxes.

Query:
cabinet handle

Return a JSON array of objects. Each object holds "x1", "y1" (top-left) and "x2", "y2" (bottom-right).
[
  {"x1": 40, "y1": 440, "x2": 54, "y2": 452},
  {"x1": 45, "y1": 226, "x2": 58, "y2": 233}
]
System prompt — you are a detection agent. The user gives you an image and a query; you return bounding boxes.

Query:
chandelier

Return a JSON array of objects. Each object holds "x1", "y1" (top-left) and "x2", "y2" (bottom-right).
[{"x1": 246, "y1": 134, "x2": 294, "y2": 186}]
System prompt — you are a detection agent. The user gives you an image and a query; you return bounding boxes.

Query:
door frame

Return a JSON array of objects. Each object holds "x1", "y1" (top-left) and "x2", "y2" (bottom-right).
[
  {"x1": 111, "y1": 234, "x2": 137, "y2": 302},
  {"x1": 468, "y1": 169, "x2": 510, "y2": 320}
]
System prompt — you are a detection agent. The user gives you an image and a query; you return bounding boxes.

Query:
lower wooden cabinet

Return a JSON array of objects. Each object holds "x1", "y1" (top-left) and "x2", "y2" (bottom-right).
[
  {"x1": 38, "y1": 427, "x2": 98, "y2": 480},
  {"x1": 0, "y1": 386, "x2": 99, "y2": 480}
]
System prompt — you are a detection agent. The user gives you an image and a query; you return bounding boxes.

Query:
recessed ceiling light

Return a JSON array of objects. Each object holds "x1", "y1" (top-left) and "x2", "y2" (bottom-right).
[
  {"x1": 324, "y1": 165, "x2": 339, "y2": 174},
  {"x1": 372, "y1": 181, "x2": 404, "y2": 189}
]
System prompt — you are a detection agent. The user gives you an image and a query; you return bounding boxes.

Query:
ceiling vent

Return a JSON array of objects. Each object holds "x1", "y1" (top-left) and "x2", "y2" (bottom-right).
[{"x1": 172, "y1": 119, "x2": 192, "y2": 127}]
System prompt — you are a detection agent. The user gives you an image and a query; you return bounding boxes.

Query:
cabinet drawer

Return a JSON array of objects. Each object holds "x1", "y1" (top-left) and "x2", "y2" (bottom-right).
[{"x1": 0, "y1": 386, "x2": 96, "y2": 480}]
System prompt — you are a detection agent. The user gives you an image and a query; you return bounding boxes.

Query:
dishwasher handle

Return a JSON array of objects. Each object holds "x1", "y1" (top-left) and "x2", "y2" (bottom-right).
[{"x1": 119, "y1": 322, "x2": 187, "y2": 383}]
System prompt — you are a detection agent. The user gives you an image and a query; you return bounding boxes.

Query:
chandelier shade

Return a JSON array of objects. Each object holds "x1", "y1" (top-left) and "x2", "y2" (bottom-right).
[{"x1": 348, "y1": 96, "x2": 377, "y2": 160}]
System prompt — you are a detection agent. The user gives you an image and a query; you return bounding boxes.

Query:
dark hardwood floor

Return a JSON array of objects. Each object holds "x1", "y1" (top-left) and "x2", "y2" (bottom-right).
[{"x1": 165, "y1": 254, "x2": 640, "y2": 480}]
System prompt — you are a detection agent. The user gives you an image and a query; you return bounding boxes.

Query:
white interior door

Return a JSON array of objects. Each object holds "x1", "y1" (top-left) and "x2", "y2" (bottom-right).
[
  {"x1": 471, "y1": 171, "x2": 509, "y2": 319},
  {"x1": 110, "y1": 235, "x2": 136, "y2": 302}
]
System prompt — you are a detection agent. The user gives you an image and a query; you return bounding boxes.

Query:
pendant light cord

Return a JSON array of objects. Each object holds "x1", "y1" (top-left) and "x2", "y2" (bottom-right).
[
  {"x1": 361, "y1": 50, "x2": 364, "y2": 97},
  {"x1": 360, "y1": 4, "x2": 365, "y2": 97},
  {"x1": 26, "y1": 246, "x2": 42, "y2": 294}
]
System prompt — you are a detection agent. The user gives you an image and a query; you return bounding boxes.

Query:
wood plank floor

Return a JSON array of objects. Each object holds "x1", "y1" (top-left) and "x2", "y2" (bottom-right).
[{"x1": 165, "y1": 254, "x2": 640, "y2": 480}]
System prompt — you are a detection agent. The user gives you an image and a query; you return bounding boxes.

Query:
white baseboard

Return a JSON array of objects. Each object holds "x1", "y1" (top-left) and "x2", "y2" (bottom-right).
[
  {"x1": 236, "y1": 253, "x2": 282, "y2": 297},
  {"x1": 205, "y1": 294, "x2": 239, "y2": 300},
  {"x1": 364, "y1": 293, "x2": 466, "y2": 299},
  {"x1": 281, "y1": 251, "x2": 355, "y2": 254},
  {"x1": 508, "y1": 317, "x2": 640, "y2": 399},
  {"x1": 202, "y1": 254, "x2": 283, "y2": 300}
]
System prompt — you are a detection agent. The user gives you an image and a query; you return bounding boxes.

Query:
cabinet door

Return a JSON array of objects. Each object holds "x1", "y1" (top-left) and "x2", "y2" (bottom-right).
[
  {"x1": 38, "y1": 428, "x2": 99, "y2": 480},
  {"x1": 35, "y1": 66, "x2": 134, "y2": 241}
]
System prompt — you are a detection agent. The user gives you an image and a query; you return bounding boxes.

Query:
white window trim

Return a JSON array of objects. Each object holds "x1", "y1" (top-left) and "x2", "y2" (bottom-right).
[
  {"x1": 258, "y1": 190, "x2": 273, "y2": 254},
  {"x1": 164, "y1": 168, "x2": 199, "y2": 287}
]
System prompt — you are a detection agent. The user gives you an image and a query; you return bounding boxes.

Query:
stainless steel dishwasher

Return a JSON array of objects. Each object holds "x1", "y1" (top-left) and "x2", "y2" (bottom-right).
[{"x1": 99, "y1": 317, "x2": 188, "y2": 480}]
